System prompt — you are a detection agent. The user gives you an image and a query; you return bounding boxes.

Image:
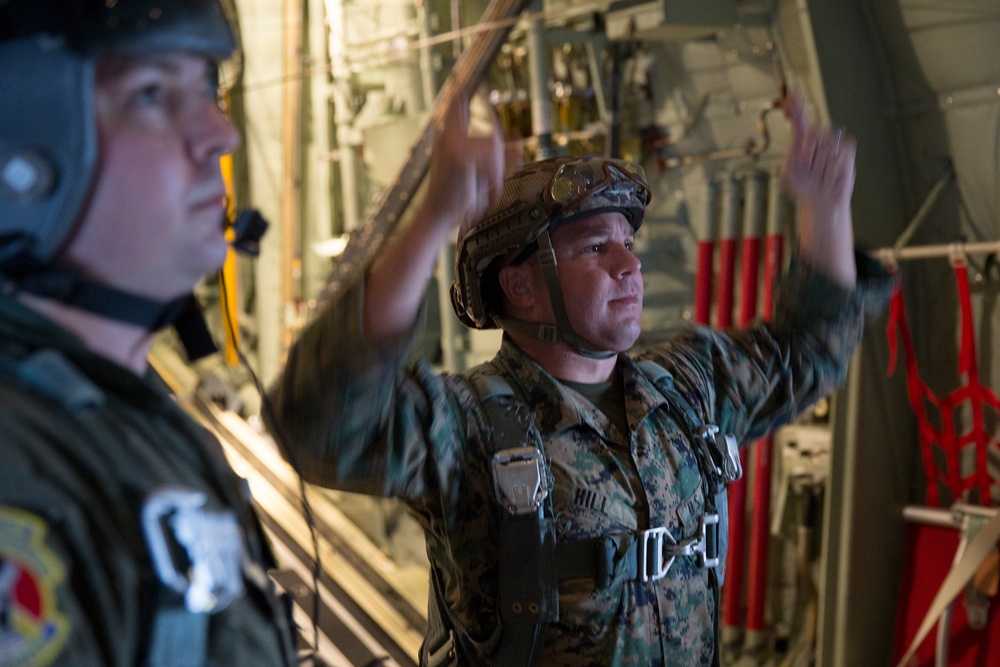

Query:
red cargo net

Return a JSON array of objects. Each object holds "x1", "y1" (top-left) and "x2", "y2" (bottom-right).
[{"x1": 886, "y1": 258, "x2": 997, "y2": 507}]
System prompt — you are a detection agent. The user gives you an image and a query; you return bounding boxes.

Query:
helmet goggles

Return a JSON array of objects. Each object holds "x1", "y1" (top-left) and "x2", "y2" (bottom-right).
[
  {"x1": 544, "y1": 155, "x2": 651, "y2": 219},
  {"x1": 504, "y1": 155, "x2": 651, "y2": 266}
]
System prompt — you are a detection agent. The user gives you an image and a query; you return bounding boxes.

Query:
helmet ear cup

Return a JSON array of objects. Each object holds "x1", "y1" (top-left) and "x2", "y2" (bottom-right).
[
  {"x1": 0, "y1": 42, "x2": 95, "y2": 269},
  {"x1": 1, "y1": 149, "x2": 59, "y2": 204}
]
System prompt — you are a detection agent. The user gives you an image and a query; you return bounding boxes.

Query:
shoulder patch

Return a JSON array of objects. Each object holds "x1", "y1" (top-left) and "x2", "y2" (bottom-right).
[{"x1": 0, "y1": 507, "x2": 71, "y2": 667}]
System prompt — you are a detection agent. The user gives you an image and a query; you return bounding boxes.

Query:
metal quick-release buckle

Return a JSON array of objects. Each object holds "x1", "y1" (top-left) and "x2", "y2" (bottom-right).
[
  {"x1": 638, "y1": 513, "x2": 721, "y2": 582},
  {"x1": 700, "y1": 424, "x2": 743, "y2": 484},
  {"x1": 427, "y1": 630, "x2": 458, "y2": 667},
  {"x1": 638, "y1": 526, "x2": 676, "y2": 582},
  {"x1": 141, "y1": 488, "x2": 246, "y2": 614},
  {"x1": 674, "y1": 513, "x2": 721, "y2": 569},
  {"x1": 491, "y1": 447, "x2": 549, "y2": 516}
]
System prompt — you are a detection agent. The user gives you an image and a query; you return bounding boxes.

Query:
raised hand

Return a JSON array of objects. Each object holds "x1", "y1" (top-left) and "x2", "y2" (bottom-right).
[
  {"x1": 425, "y1": 89, "x2": 505, "y2": 231},
  {"x1": 781, "y1": 91, "x2": 856, "y2": 211},
  {"x1": 780, "y1": 91, "x2": 857, "y2": 287},
  {"x1": 363, "y1": 91, "x2": 505, "y2": 343}
]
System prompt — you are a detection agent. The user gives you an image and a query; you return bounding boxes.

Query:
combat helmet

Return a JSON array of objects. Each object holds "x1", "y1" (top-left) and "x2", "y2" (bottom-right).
[
  {"x1": 451, "y1": 154, "x2": 651, "y2": 358},
  {"x1": 0, "y1": 0, "x2": 236, "y2": 329}
]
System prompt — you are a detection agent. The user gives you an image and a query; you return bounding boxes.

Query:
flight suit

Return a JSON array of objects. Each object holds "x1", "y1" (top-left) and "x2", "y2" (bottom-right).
[
  {"x1": 268, "y1": 253, "x2": 894, "y2": 666},
  {"x1": 0, "y1": 294, "x2": 297, "y2": 667}
]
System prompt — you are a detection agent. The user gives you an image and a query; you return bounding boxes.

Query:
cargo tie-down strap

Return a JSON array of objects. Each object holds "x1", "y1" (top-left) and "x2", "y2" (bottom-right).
[
  {"x1": 886, "y1": 257, "x2": 997, "y2": 506},
  {"x1": 895, "y1": 506, "x2": 1000, "y2": 667}
]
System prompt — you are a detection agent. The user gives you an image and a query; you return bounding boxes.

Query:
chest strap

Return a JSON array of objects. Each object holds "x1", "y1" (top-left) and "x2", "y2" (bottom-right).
[{"x1": 553, "y1": 515, "x2": 721, "y2": 588}]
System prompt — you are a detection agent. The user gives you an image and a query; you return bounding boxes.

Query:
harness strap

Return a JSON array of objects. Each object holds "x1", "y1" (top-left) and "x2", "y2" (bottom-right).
[
  {"x1": 553, "y1": 535, "x2": 622, "y2": 587},
  {"x1": 421, "y1": 362, "x2": 554, "y2": 667},
  {"x1": 421, "y1": 567, "x2": 461, "y2": 667},
  {"x1": 637, "y1": 358, "x2": 731, "y2": 667},
  {"x1": 553, "y1": 517, "x2": 722, "y2": 587}
]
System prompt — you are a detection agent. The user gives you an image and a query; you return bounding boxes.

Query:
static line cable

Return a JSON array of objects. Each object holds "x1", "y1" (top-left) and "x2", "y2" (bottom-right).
[{"x1": 218, "y1": 270, "x2": 325, "y2": 666}]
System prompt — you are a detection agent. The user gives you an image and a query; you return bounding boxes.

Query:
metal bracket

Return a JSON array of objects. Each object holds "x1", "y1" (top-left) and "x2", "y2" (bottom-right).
[{"x1": 491, "y1": 447, "x2": 549, "y2": 516}]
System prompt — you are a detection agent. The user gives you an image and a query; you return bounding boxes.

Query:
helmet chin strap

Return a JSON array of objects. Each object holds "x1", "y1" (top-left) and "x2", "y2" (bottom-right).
[
  {"x1": 496, "y1": 229, "x2": 616, "y2": 360},
  {"x1": 11, "y1": 264, "x2": 218, "y2": 360}
]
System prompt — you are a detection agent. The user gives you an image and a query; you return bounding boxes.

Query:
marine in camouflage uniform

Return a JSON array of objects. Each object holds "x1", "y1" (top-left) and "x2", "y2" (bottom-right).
[
  {"x1": 0, "y1": 1, "x2": 297, "y2": 664},
  {"x1": 268, "y1": 97, "x2": 894, "y2": 665}
]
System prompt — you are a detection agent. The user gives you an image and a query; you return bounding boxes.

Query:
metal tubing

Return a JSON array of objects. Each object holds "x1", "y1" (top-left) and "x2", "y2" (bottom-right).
[
  {"x1": 715, "y1": 175, "x2": 741, "y2": 328},
  {"x1": 281, "y1": 0, "x2": 305, "y2": 351},
  {"x1": 874, "y1": 239, "x2": 1000, "y2": 265},
  {"x1": 326, "y1": 0, "x2": 361, "y2": 232},
  {"x1": 526, "y1": 0, "x2": 552, "y2": 158},
  {"x1": 738, "y1": 174, "x2": 765, "y2": 328},
  {"x1": 902, "y1": 503, "x2": 999, "y2": 528},
  {"x1": 694, "y1": 180, "x2": 720, "y2": 325},
  {"x1": 761, "y1": 169, "x2": 785, "y2": 319},
  {"x1": 891, "y1": 168, "x2": 955, "y2": 253},
  {"x1": 583, "y1": 41, "x2": 608, "y2": 127}
]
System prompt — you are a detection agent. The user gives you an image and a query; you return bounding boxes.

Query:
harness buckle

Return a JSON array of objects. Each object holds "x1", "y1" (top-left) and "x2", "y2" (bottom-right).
[
  {"x1": 427, "y1": 629, "x2": 458, "y2": 667},
  {"x1": 672, "y1": 513, "x2": 721, "y2": 569},
  {"x1": 638, "y1": 526, "x2": 676, "y2": 582},
  {"x1": 491, "y1": 447, "x2": 549, "y2": 516},
  {"x1": 141, "y1": 488, "x2": 246, "y2": 614},
  {"x1": 637, "y1": 513, "x2": 721, "y2": 582},
  {"x1": 700, "y1": 424, "x2": 743, "y2": 484}
]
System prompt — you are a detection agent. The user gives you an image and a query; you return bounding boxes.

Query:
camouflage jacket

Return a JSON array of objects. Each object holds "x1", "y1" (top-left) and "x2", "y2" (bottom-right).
[
  {"x1": 0, "y1": 294, "x2": 297, "y2": 667},
  {"x1": 269, "y1": 253, "x2": 894, "y2": 666}
]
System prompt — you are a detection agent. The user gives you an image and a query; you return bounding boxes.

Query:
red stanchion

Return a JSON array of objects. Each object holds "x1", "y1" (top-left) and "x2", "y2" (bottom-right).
[
  {"x1": 694, "y1": 180, "x2": 720, "y2": 326},
  {"x1": 738, "y1": 234, "x2": 761, "y2": 328},
  {"x1": 746, "y1": 189, "x2": 784, "y2": 637},
  {"x1": 719, "y1": 176, "x2": 743, "y2": 634},
  {"x1": 716, "y1": 238, "x2": 737, "y2": 329},
  {"x1": 694, "y1": 241, "x2": 714, "y2": 325}
]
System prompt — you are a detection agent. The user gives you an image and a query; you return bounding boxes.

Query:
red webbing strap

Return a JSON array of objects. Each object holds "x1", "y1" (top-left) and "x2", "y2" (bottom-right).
[
  {"x1": 887, "y1": 283, "x2": 946, "y2": 506},
  {"x1": 942, "y1": 261, "x2": 997, "y2": 503},
  {"x1": 887, "y1": 263, "x2": 999, "y2": 506}
]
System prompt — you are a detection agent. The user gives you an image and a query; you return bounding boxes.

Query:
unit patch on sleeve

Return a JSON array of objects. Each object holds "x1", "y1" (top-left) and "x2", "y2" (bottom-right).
[{"x1": 0, "y1": 507, "x2": 70, "y2": 667}]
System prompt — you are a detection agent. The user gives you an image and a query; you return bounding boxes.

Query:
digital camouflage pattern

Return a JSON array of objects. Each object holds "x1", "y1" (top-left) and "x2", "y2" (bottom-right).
[
  {"x1": 269, "y1": 252, "x2": 895, "y2": 666},
  {"x1": 0, "y1": 293, "x2": 297, "y2": 667}
]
